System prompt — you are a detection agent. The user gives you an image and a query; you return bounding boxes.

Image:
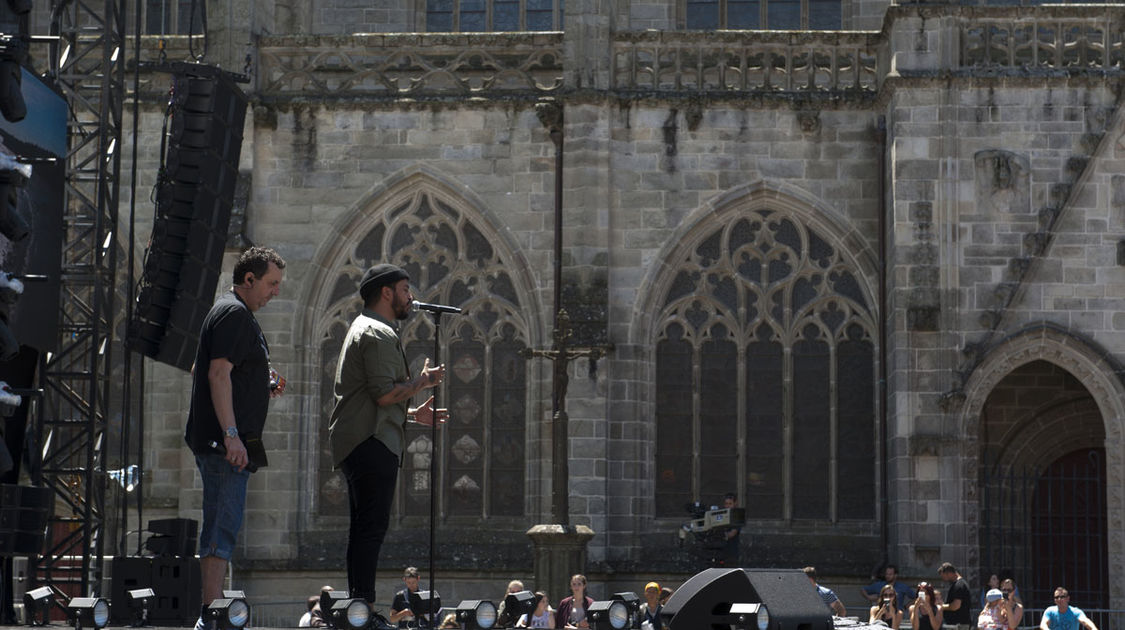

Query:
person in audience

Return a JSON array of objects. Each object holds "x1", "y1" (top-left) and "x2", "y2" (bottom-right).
[
  {"x1": 1040, "y1": 587, "x2": 1098, "y2": 630},
  {"x1": 517, "y1": 592, "x2": 555, "y2": 628},
  {"x1": 870, "y1": 584, "x2": 903, "y2": 629},
  {"x1": 862, "y1": 564, "x2": 915, "y2": 613},
  {"x1": 803, "y1": 567, "x2": 846, "y2": 616},
  {"x1": 639, "y1": 581, "x2": 664, "y2": 630},
  {"x1": 556, "y1": 574, "x2": 594, "y2": 629},
  {"x1": 298, "y1": 596, "x2": 318, "y2": 627},
  {"x1": 1001, "y1": 579, "x2": 1024, "y2": 628},
  {"x1": 910, "y1": 582, "x2": 943, "y2": 630}
]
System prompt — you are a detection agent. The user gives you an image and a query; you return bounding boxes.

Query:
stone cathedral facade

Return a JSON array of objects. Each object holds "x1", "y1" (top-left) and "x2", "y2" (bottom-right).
[{"x1": 106, "y1": 0, "x2": 1125, "y2": 610}]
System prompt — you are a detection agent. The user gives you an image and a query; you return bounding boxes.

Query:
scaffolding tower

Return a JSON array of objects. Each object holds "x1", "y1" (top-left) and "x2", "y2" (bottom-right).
[{"x1": 28, "y1": 0, "x2": 127, "y2": 594}]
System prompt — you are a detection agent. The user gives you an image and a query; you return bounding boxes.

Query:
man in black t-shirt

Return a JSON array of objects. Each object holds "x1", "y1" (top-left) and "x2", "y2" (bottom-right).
[
  {"x1": 185, "y1": 246, "x2": 286, "y2": 630},
  {"x1": 938, "y1": 561, "x2": 972, "y2": 630}
]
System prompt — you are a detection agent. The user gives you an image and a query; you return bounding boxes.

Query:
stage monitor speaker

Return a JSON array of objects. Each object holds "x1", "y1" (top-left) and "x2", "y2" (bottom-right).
[
  {"x1": 661, "y1": 568, "x2": 832, "y2": 630},
  {"x1": 129, "y1": 62, "x2": 247, "y2": 371},
  {"x1": 109, "y1": 556, "x2": 152, "y2": 624}
]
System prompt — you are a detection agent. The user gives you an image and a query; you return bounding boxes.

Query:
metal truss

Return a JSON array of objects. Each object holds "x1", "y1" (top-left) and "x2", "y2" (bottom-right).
[{"x1": 28, "y1": 0, "x2": 126, "y2": 594}]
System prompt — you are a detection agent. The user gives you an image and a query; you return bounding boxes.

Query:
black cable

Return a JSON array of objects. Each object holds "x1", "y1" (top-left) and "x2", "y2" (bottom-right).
[{"x1": 187, "y1": 0, "x2": 208, "y2": 62}]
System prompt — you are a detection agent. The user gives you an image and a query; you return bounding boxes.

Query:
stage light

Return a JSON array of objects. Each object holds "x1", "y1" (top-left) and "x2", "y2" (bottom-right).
[
  {"x1": 413, "y1": 590, "x2": 441, "y2": 626},
  {"x1": 726, "y1": 603, "x2": 768, "y2": 630},
  {"x1": 24, "y1": 586, "x2": 53, "y2": 626},
  {"x1": 320, "y1": 590, "x2": 349, "y2": 627},
  {"x1": 497, "y1": 590, "x2": 533, "y2": 626},
  {"x1": 454, "y1": 600, "x2": 497, "y2": 630},
  {"x1": 207, "y1": 596, "x2": 249, "y2": 630},
  {"x1": 588, "y1": 600, "x2": 630, "y2": 630},
  {"x1": 328, "y1": 598, "x2": 369, "y2": 629},
  {"x1": 221, "y1": 590, "x2": 246, "y2": 600},
  {"x1": 66, "y1": 597, "x2": 109, "y2": 630},
  {"x1": 125, "y1": 588, "x2": 155, "y2": 626},
  {"x1": 611, "y1": 592, "x2": 640, "y2": 627}
]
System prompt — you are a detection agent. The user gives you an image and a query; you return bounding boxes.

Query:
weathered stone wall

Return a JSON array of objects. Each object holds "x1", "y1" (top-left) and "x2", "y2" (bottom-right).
[{"x1": 116, "y1": 0, "x2": 1125, "y2": 608}]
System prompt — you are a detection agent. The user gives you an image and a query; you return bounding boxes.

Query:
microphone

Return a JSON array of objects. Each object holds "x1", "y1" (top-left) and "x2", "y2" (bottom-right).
[{"x1": 412, "y1": 300, "x2": 463, "y2": 315}]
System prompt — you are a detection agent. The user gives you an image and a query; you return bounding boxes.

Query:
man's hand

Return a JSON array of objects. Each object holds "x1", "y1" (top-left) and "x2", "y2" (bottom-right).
[
  {"x1": 224, "y1": 434, "x2": 249, "y2": 471},
  {"x1": 419, "y1": 358, "x2": 445, "y2": 389},
  {"x1": 409, "y1": 396, "x2": 449, "y2": 426}
]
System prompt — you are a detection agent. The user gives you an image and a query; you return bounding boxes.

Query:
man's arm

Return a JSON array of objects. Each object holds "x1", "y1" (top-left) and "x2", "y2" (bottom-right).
[
  {"x1": 208, "y1": 357, "x2": 248, "y2": 470},
  {"x1": 1040, "y1": 611, "x2": 1051, "y2": 630},
  {"x1": 1079, "y1": 613, "x2": 1098, "y2": 630},
  {"x1": 831, "y1": 600, "x2": 847, "y2": 617}
]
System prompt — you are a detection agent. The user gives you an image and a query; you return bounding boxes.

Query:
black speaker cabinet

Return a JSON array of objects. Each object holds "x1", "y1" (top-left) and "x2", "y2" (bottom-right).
[
  {"x1": 129, "y1": 62, "x2": 248, "y2": 371},
  {"x1": 661, "y1": 568, "x2": 832, "y2": 630}
]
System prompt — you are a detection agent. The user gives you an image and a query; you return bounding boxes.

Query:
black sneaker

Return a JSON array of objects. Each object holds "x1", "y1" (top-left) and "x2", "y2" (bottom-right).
[{"x1": 367, "y1": 610, "x2": 396, "y2": 630}]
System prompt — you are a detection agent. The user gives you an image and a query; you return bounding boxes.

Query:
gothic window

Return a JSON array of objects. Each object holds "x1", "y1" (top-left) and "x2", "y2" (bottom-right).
[
  {"x1": 654, "y1": 208, "x2": 876, "y2": 521},
  {"x1": 136, "y1": 0, "x2": 204, "y2": 34},
  {"x1": 316, "y1": 191, "x2": 530, "y2": 519},
  {"x1": 684, "y1": 0, "x2": 841, "y2": 30},
  {"x1": 425, "y1": 0, "x2": 564, "y2": 31}
]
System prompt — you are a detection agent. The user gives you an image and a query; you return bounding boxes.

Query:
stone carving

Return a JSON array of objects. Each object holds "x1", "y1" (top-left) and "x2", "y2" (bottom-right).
[
  {"x1": 258, "y1": 33, "x2": 564, "y2": 97},
  {"x1": 962, "y1": 11, "x2": 1125, "y2": 71},
  {"x1": 613, "y1": 31, "x2": 880, "y2": 94}
]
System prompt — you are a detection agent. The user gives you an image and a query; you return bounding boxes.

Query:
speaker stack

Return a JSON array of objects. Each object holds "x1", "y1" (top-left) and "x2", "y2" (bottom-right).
[
  {"x1": 129, "y1": 62, "x2": 248, "y2": 371},
  {"x1": 0, "y1": 484, "x2": 50, "y2": 555},
  {"x1": 110, "y1": 518, "x2": 201, "y2": 625}
]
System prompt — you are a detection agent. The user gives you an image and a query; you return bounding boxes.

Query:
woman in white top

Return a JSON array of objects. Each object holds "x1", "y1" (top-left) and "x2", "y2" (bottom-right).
[{"x1": 517, "y1": 592, "x2": 556, "y2": 628}]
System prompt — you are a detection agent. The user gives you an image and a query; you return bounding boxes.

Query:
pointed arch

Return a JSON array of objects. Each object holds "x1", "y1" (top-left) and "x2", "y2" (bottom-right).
[
  {"x1": 637, "y1": 182, "x2": 881, "y2": 524},
  {"x1": 960, "y1": 322, "x2": 1125, "y2": 608},
  {"x1": 295, "y1": 168, "x2": 542, "y2": 522}
]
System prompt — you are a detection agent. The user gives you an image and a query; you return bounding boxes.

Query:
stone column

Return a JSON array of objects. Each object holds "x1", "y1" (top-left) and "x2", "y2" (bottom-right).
[{"x1": 527, "y1": 524, "x2": 596, "y2": 598}]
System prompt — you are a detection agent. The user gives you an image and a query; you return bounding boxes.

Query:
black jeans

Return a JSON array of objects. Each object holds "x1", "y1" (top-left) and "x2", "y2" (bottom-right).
[{"x1": 339, "y1": 436, "x2": 399, "y2": 603}]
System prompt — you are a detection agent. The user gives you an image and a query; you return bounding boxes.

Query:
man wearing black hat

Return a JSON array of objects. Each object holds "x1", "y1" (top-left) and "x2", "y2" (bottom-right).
[{"x1": 328, "y1": 263, "x2": 446, "y2": 623}]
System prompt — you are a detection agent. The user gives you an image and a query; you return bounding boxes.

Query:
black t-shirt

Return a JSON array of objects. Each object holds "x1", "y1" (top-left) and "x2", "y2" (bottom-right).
[
  {"x1": 945, "y1": 577, "x2": 972, "y2": 625},
  {"x1": 184, "y1": 291, "x2": 271, "y2": 457}
]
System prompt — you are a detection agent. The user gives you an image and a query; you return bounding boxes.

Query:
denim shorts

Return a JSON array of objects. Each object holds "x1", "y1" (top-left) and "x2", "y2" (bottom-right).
[{"x1": 195, "y1": 452, "x2": 250, "y2": 560}]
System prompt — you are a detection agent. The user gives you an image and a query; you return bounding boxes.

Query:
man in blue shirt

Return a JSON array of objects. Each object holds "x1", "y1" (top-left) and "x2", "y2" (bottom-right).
[
  {"x1": 804, "y1": 567, "x2": 846, "y2": 616},
  {"x1": 1040, "y1": 588, "x2": 1098, "y2": 630},
  {"x1": 861, "y1": 564, "x2": 914, "y2": 613}
]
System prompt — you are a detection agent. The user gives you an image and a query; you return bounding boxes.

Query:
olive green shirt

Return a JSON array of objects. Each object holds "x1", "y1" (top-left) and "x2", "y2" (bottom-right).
[{"x1": 328, "y1": 309, "x2": 410, "y2": 467}]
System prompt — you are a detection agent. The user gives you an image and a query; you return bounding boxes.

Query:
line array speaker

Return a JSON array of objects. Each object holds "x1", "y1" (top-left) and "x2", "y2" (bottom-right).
[{"x1": 129, "y1": 62, "x2": 248, "y2": 371}]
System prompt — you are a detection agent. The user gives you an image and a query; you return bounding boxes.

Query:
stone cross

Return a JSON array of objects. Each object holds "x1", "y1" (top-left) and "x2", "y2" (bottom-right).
[{"x1": 522, "y1": 308, "x2": 609, "y2": 526}]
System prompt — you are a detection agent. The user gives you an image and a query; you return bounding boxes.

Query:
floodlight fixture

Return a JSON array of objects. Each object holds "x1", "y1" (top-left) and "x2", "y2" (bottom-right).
[
  {"x1": 454, "y1": 599, "x2": 497, "y2": 630},
  {"x1": 207, "y1": 596, "x2": 250, "y2": 630},
  {"x1": 413, "y1": 590, "x2": 441, "y2": 625},
  {"x1": 611, "y1": 592, "x2": 640, "y2": 627},
  {"x1": 24, "y1": 586, "x2": 54, "y2": 626},
  {"x1": 498, "y1": 590, "x2": 533, "y2": 627},
  {"x1": 66, "y1": 597, "x2": 109, "y2": 630},
  {"x1": 726, "y1": 603, "x2": 768, "y2": 630},
  {"x1": 320, "y1": 590, "x2": 350, "y2": 627},
  {"x1": 588, "y1": 600, "x2": 630, "y2": 630},
  {"x1": 125, "y1": 588, "x2": 155, "y2": 627},
  {"x1": 328, "y1": 598, "x2": 370, "y2": 629}
]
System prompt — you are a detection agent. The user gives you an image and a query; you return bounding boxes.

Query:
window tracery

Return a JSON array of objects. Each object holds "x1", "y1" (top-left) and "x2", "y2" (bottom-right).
[
  {"x1": 316, "y1": 190, "x2": 530, "y2": 519},
  {"x1": 655, "y1": 207, "x2": 876, "y2": 521}
]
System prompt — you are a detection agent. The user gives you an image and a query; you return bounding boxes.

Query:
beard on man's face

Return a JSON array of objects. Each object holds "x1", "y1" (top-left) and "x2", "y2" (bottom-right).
[{"x1": 392, "y1": 293, "x2": 412, "y2": 320}]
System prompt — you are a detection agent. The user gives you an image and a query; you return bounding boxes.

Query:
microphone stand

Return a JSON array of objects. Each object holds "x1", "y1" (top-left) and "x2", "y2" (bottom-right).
[{"x1": 428, "y1": 310, "x2": 442, "y2": 622}]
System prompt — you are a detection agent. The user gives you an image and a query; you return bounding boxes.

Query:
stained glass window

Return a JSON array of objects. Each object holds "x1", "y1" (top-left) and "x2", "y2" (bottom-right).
[{"x1": 654, "y1": 208, "x2": 876, "y2": 521}]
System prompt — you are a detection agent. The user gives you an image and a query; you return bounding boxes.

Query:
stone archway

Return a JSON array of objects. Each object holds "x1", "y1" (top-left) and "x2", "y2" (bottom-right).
[{"x1": 960, "y1": 324, "x2": 1125, "y2": 608}]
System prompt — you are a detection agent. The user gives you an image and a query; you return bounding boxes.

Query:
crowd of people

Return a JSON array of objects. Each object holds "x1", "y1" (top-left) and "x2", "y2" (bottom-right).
[
  {"x1": 849, "y1": 562, "x2": 1096, "y2": 630},
  {"x1": 294, "y1": 571, "x2": 676, "y2": 629}
]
